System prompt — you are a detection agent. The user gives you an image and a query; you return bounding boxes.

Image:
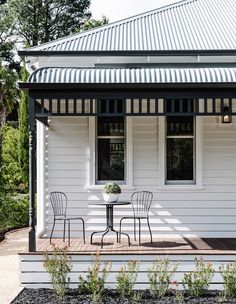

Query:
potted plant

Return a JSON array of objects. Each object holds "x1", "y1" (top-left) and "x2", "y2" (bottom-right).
[{"x1": 102, "y1": 182, "x2": 121, "y2": 203}]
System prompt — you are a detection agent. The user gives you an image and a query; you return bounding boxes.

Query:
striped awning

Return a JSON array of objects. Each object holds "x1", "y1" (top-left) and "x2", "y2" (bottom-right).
[{"x1": 29, "y1": 67, "x2": 236, "y2": 84}]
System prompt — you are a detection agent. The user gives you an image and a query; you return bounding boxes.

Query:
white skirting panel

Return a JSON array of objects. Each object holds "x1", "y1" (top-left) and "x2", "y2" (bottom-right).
[{"x1": 19, "y1": 254, "x2": 236, "y2": 290}]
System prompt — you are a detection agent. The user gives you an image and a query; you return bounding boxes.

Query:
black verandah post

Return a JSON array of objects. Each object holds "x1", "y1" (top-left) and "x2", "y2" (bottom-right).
[{"x1": 28, "y1": 96, "x2": 36, "y2": 252}]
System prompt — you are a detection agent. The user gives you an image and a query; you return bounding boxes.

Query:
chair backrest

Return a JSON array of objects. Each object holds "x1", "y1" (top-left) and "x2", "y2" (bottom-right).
[
  {"x1": 131, "y1": 191, "x2": 153, "y2": 217},
  {"x1": 50, "y1": 191, "x2": 67, "y2": 217}
]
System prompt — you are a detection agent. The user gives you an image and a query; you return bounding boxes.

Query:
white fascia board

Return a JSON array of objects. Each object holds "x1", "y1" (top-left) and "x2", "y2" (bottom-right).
[
  {"x1": 25, "y1": 54, "x2": 236, "y2": 73},
  {"x1": 25, "y1": 56, "x2": 40, "y2": 74},
  {"x1": 37, "y1": 55, "x2": 236, "y2": 69}
]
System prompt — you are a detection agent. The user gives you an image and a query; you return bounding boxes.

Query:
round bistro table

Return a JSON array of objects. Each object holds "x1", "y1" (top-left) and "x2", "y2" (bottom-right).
[{"x1": 90, "y1": 201, "x2": 131, "y2": 248}]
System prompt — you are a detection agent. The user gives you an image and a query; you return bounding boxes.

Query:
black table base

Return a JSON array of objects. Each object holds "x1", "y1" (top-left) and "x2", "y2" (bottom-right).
[{"x1": 90, "y1": 204, "x2": 130, "y2": 248}]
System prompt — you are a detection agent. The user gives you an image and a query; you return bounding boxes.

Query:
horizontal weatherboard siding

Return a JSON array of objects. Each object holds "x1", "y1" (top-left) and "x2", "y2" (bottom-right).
[{"x1": 42, "y1": 116, "x2": 236, "y2": 239}]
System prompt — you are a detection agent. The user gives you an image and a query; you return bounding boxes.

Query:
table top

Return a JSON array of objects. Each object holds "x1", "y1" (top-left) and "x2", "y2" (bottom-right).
[{"x1": 90, "y1": 201, "x2": 130, "y2": 206}]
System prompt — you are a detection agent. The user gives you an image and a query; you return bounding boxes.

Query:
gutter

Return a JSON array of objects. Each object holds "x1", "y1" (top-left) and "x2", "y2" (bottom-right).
[{"x1": 18, "y1": 50, "x2": 236, "y2": 57}]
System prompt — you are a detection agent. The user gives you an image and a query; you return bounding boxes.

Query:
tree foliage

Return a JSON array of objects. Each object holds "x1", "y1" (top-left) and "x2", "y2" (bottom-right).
[
  {"x1": 80, "y1": 16, "x2": 109, "y2": 32},
  {"x1": 8, "y1": 0, "x2": 91, "y2": 46},
  {"x1": 1, "y1": 124, "x2": 22, "y2": 192},
  {"x1": 18, "y1": 67, "x2": 29, "y2": 187}
]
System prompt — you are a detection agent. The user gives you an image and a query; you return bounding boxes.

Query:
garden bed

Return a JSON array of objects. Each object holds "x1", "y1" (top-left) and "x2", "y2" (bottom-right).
[{"x1": 11, "y1": 288, "x2": 236, "y2": 304}]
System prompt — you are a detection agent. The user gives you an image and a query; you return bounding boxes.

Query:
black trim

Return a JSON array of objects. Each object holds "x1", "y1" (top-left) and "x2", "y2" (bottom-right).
[
  {"x1": 28, "y1": 88, "x2": 236, "y2": 99},
  {"x1": 19, "y1": 82, "x2": 236, "y2": 91},
  {"x1": 18, "y1": 50, "x2": 236, "y2": 57},
  {"x1": 36, "y1": 116, "x2": 49, "y2": 126},
  {"x1": 28, "y1": 96, "x2": 36, "y2": 252}
]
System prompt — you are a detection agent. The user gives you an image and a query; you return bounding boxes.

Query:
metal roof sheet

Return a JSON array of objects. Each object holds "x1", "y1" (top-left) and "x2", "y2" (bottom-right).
[
  {"x1": 23, "y1": 0, "x2": 236, "y2": 53},
  {"x1": 29, "y1": 67, "x2": 236, "y2": 83}
]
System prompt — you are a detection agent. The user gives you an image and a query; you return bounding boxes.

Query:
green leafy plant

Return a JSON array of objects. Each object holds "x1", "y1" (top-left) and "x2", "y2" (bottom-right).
[
  {"x1": 116, "y1": 260, "x2": 139, "y2": 298},
  {"x1": 175, "y1": 290, "x2": 185, "y2": 304},
  {"x1": 2, "y1": 124, "x2": 22, "y2": 192},
  {"x1": 148, "y1": 257, "x2": 178, "y2": 298},
  {"x1": 182, "y1": 257, "x2": 214, "y2": 298},
  {"x1": 43, "y1": 245, "x2": 72, "y2": 299},
  {"x1": 78, "y1": 252, "x2": 111, "y2": 302},
  {"x1": 102, "y1": 182, "x2": 121, "y2": 194},
  {"x1": 0, "y1": 195, "x2": 29, "y2": 232},
  {"x1": 219, "y1": 262, "x2": 236, "y2": 298}
]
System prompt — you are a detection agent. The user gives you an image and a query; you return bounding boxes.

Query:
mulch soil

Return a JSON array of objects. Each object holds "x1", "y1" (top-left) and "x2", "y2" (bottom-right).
[{"x1": 11, "y1": 289, "x2": 236, "y2": 304}]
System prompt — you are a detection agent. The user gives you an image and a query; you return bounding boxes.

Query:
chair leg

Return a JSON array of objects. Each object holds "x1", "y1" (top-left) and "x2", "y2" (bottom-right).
[
  {"x1": 63, "y1": 219, "x2": 66, "y2": 242},
  {"x1": 119, "y1": 217, "x2": 125, "y2": 243},
  {"x1": 68, "y1": 220, "x2": 70, "y2": 247},
  {"x1": 50, "y1": 219, "x2": 56, "y2": 244},
  {"x1": 119, "y1": 218, "x2": 123, "y2": 243},
  {"x1": 81, "y1": 218, "x2": 85, "y2": 244},
  {"x1": 134, "y1": 218, "x2": 136, "y2": 241},
  {"x1": 138, "y1": 218, "x2": 141, "y2": 245},
  {"x1": 147, "y1": 218, "x2": 153, "y2": 243}
]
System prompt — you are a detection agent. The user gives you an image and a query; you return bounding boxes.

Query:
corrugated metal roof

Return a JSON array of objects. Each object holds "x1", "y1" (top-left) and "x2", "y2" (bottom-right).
[
  {"x1": 23, "y1": 0, "x2": 236, "y2": 53},
  {"x1": 29, "y1": 67, "x2": 236, "y2": 83}
]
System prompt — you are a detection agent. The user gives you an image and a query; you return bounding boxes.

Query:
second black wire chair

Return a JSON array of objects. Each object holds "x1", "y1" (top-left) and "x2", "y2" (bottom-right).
[
  {"x1": 49, "y1": 191, "x2": 85, "y2": 246},
  {"x1": 119, "y1": 191, "x2": 153, "y2": 245}
]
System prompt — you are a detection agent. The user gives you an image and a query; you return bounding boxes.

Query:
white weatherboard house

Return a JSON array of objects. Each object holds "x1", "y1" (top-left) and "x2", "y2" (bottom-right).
[{"x1": 19, "y1": 0, "x2": 236, "y2": 288}]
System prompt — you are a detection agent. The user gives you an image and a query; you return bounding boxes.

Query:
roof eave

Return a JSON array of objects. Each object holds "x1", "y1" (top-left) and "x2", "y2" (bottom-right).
[{"x1": 18, "y1": 50, "x2": 236, "y2": 57}]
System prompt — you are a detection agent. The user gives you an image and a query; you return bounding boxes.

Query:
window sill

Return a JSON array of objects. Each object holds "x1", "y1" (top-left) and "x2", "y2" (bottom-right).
[
  {"x1": 156, "y1": 185, "x2": 205, "y2": 192},
  {"x1": 85, "y1": 185, "x2": 136, "y2": 192}
]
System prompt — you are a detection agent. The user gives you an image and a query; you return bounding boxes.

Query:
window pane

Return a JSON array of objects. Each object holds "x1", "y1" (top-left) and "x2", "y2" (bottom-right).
[
  {"x1": 166, "y1": 99, "x2": 194, "y2": 114},
  {"x1": 167, "y1": 116, "x2": 193, "y2": 136},
  {"x1": 98, "y1": 138, "x2": 125, "y2": 180},
  {"x1": 167, "y1": 138, "x2": 193, "y2": 181},
  {"x1": 98, "y1": 117, "x2": 124, "y2": 136},
  {"x1": 98, "y1": 99, "x2": 124, "y2": 114}
]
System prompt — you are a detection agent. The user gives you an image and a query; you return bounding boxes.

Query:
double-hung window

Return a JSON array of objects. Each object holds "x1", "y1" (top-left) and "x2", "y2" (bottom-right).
[
  {"x1": 89, "y1": 99, "x2": 133, "y2": 188},
  {"x1": 165, "y1": 99, "x2": 196, "y2": 185},
  {"x1": 97, "y1": 116, "x2": 125, "y2": 182},
  {"x1": 96, "y1": 99, "x2": 126, "y2": 184}
]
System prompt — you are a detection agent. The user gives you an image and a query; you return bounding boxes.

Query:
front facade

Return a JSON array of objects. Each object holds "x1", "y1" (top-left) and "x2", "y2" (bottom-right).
[{"x1": 19, "y1": 0, "x2": 236, "y2": 250}]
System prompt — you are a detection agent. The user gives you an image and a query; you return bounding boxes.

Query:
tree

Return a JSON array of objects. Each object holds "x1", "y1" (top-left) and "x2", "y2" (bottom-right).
[
  {"x1": 79, "y1": 16, "x2": 109, "y2": 32},
  {"x1": 1, "y1": 124, "x2": 22, "y2": 192},
  {"x1": 18, "y1": 66, "x2": 29, "y2": 187},
  {"x1": 8, "y1": 0, "x2": 91, "y2": 46}
]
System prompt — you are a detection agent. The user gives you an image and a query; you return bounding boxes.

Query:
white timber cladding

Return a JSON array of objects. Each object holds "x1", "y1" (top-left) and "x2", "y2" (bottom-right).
[
  {"x1": 36, "y1": 121, "x2": 46, "y2": 237},
  {"x1": 43, "y1": 108, "x2": 236, "y2": 239},
  {"x1": 19, "y1": 253, "x2": 236, "y2": 289}
]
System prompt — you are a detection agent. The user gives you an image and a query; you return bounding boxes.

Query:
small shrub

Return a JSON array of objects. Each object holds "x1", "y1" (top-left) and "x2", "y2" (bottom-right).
[
  {"x1": 148, "y1": 257, "x2": 178, "y2": 298},
  {"x1": 43, "y1": 245, "x2": 72, "y2": 299},
  {"x1": 182, "y1": 257, "x2": 214, "y2": 297},
  {"x1": 219, "y1": 262, "x2": 236, "y2": 298},
  {"x1": 78, "y1": 252, "x2": 111, "y2": 302},
  {"x1": 175, "y1": 290, "x2": 185, "y2": 303},
  {"x1": 102, "y1": 182, "x2": 121, "y2": 194},
  {"x1": 0, "y1": 195, "x2": 29, "y2": 232},
  {"x1": 116, "y1": 260, "x2": 139, "y2": 298}
]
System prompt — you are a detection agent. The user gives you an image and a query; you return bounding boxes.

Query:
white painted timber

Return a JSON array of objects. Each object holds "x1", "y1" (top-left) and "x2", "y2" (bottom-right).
[
  {"x1": 42, "y1": 116, "x2": 236, "y2": 239},
  {"x1": 19, "y1": 253, "x2": 236, "y2": 289},
  {"x1": 36, "y1": 121, "x2": 46, "y2": 237}
]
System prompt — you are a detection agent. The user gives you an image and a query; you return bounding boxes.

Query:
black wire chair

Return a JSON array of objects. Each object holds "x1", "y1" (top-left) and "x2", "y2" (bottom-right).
[
  {"x1": 49, "y1": 191, "x2": 85, "y2": 246},
  {"x1": 119, "y1": 191, "x2": 153, "y2": 245}
]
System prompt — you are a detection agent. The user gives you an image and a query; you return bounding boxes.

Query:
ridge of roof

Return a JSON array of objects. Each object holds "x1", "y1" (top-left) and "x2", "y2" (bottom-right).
[{"x1": 22, "y1": 0, "x2": 197, "y2": 52}]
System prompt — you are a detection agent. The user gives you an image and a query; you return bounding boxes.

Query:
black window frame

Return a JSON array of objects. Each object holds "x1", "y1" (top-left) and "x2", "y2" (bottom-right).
[{"x1": 165, "y1": 100, "x2": 196, "y2": 185}]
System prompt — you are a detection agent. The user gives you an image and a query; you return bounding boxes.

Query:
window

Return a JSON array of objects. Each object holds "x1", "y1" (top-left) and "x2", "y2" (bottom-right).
[
  {"x1": 166, "y1": 99, "x2": 195, "y2": 184},
  {"x1": 88, "y1": 99, "x2": 133, "y2": 189},
  {"x1": 97, "y1": 116, "x2": 125, "y2": 181}
]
